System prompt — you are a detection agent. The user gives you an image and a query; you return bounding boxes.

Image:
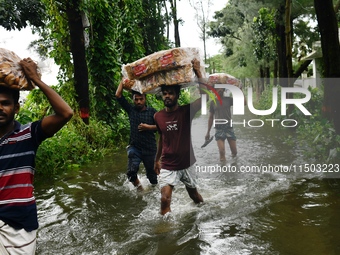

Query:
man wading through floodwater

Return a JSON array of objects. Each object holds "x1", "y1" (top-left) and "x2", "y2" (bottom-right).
[
  {"x1": 0, "y1": 57, "x2": 73, "y2": 254},
  {"x1": 154, "y1": 59, "x2": 205, "y2": 216},
  {"x1": 116, "y1": 80, "x2": 158, "y2": 191}
]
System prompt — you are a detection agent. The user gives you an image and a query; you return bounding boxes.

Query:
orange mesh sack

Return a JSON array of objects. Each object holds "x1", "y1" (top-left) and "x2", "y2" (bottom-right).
[{"x1": 0, "y1": 48, "x2": 38, "y2": 90}]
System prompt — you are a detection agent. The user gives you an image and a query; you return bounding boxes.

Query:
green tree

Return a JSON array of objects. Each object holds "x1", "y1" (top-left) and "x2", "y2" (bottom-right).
[
  {"x1": 208, "y1": 0, "x2": 316, "y2": 83},
  {"x1": 34, "y1": 0, "x2": 89, "y2": 124},
  {"x1": 252, "y1": 8, "x2": 277, "y2": 90},
  {"x1": 140, "y1": 0, "x2": 170, "y2": 55},
  {"x1": 208, "y1": 3, "x2": 253, "y2": 76},
  {"x1": 86, "y1": 0, "x2": 145, "y2": 127},
  {"x1": 29, "y1": 0, "x2": 170, "y2": 128},
  {"x1": 0, "y1": 0, "x2": 45, "y2": 30}
]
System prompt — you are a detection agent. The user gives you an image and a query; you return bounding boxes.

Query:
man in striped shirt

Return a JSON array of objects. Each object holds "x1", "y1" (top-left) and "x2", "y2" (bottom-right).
[{"x1": 0, "y1": 58, "x2": 73, "y2": 254}]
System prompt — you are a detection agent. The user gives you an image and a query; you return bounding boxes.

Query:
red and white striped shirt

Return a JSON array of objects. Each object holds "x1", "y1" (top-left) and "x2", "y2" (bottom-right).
[{"x1": 0, "y1": 121, "x2": 47, "y2": 231}]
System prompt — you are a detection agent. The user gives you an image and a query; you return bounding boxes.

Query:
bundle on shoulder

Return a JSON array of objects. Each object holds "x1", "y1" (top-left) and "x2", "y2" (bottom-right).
[{"x1": 0, "y1": 48, "x2": 40, "y2": 90}]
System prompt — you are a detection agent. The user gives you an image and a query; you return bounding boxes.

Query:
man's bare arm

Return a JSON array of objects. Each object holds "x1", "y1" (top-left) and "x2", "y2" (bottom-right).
[{"x1": 19, "y1": 58, "x2": 73, "y2": 137}]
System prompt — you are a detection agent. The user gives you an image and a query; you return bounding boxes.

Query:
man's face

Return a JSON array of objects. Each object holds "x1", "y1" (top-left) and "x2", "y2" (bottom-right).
[
  {"x1": 161, "y1": 88, "x2": 178, "y2": 108},
  {"x1": 0, "y1": 93, "x2": 19, "y2": 128},
  {"x1": 133, "y1": 94, "x2": 146, "y2": 110}
]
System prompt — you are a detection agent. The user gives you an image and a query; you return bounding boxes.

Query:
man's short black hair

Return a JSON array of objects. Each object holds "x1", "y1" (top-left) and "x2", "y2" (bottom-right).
[
  {"x1": 0, "y1": 86, "x2": 20, "y2": 103},
  {"x1": 160, "y1": 85, "x2": 181, "y2": 96}
]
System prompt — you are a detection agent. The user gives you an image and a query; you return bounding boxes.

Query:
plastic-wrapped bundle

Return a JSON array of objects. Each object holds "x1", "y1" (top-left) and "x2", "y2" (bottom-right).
[
  {"x1": 121, "y1": 47, "x2": 206, "y2": 94},
  {"x1": 122, "y1": 64, "x2": 198, "y2": 94},
  {"x1": 208, "y1": 73, "x2": 242, "y2": 88},
  {"x1": 0, "y1": 48, "x2": 39, "y2": 90},
  {"x1": 122, "y1": 47, "x2": 201, "y2": 80}
]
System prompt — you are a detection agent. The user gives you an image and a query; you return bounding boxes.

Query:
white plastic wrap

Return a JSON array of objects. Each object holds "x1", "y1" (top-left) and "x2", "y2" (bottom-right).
[
  {"x1": 123, "y1": 64, "x2": 198, "y2": 94},
  {"x1": 0, "y1": 48, "x2": 38, "y2": 90},
  {"x1": 122, "y1": 47, "x2": 200, "y2": 79},
  {"x1": 121, "y1": 47, "x2": 206, "y2": 94},
  {"x1": 208, "y1": 73, "x2": 242, "y2": 88}
]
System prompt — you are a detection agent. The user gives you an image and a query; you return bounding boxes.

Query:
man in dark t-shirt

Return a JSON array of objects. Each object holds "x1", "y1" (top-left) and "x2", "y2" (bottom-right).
[
  {"x1": 116, "y1": 80, "x2": 158, "y2": 191},
  {"x1": 154, "y1": 59, "x2": 204, "y2": 216}
]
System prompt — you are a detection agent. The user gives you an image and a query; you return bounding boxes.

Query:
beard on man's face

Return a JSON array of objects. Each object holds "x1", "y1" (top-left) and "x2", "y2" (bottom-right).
[
  {"x1": 163, "y1": 97, "x2": 177, "y2": 108},
  {"x1": 134, "y1": 103, "x2": 144, "y2": 110}
]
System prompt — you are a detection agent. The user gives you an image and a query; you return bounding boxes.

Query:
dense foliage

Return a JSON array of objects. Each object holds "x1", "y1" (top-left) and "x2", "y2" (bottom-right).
[
  {"x1": 0, "y1": 0, "x2": 45, "y2": 30},
  {"x1": 16, "y1": 86, "x2": 117, "y2": 176},
  {"x1": 255, "y1": 85, "x2": 340, "y2": 163},
  {"x1": 14, "y1": 0, "x2": 174, "y2": 175},
  {"x1": 2, "y1": 0, "x2": 340, "y2": 174},
  {"x1": 208, "y1": 0, "x2": 318, "y2": 80}
]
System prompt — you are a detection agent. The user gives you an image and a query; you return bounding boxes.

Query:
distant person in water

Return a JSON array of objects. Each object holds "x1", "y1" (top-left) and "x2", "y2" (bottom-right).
[
  {"x1": 115, "y1": 80, "x2": 158, "y2": 191},
  {"x1": 154, "y1": 59, "x2": 205, "y2": 216},
  {"x1": 205, "y1": 88, "x2": 246, "y2": 161}
]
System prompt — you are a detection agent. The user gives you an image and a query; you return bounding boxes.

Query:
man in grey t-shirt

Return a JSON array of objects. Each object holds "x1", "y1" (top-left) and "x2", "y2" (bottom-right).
[{"x1": 205, "y1": 88, "x2": 238, "y2": 162}]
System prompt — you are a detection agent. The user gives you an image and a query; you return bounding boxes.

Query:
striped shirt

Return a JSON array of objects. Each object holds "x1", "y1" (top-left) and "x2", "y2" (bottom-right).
[
  {"x1": 117, "y1": 95, "x2": 157, "y2": 155},
  {"x1": 0, "y1": 121, "x2": 48, "y2": 231}
]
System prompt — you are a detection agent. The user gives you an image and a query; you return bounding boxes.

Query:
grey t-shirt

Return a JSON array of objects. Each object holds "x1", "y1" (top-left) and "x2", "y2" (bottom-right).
[{"x1": 209, "y1": 97, "x2": 233, "y2": 127}]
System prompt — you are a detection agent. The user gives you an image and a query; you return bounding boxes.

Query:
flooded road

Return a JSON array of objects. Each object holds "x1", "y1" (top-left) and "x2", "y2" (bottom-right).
[{"x1": 34, "y1": 111, "x2": 340, "y2": 254}]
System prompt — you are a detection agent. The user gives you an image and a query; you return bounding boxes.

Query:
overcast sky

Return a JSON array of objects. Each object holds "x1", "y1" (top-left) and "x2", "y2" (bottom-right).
[
  {"x1": 0, "y1": 27, "x2": 59, "y2": 84},
  {"x1": 175, "y1": 0, "x2": 228, "y2": 57},
  {"x1": 0, "y1": 1, "x2": 227, "y2": 84}
]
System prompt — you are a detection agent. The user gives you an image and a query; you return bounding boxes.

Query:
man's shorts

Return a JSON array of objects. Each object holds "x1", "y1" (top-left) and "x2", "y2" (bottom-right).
[
  {"x1": 215, "y1": 126, "x2": 236, "y2": 141},
  {"x1": 0, "y1": 220, "x2": 36, "y2": 254},
  {"x1": 159, "y1": 166, "x2": 198, "y2": 189}
]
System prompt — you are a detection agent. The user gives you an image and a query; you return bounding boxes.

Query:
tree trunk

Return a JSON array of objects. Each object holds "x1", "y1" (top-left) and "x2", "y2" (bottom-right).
[
  {"x1": 265, "y1": 66, "x2": 270, "y2": 86},
  {"x1": 66, "y1": 1, "x2": 90, "y2": 124},
  {"x1": 275, "y1": 5, "x2": 288, "y2": 86},
  {"x1": 285, "y1": 0, "x2": 293, "y2": 82},
  {"x1": 203, "y1": 30, "x2": 207, "y2": 63},
  {"x1": 163, "y1": 0, "x2": 170, "y2": 40},
  {"x1": 293, "y1": 60, "x2": 312, "y2": 79},
  {"x1": 170, "y1": 0, "x2": 181, "y2": 47},
  {"x1": 259, "y1": 65, "x2": 265, "y2": 94},
  {"x1": 314, "y1": 0, "x2": 340, "y2": 134},
  {"x1": 273, "y1": 59, "x2": 278, "y2": 85},
  {"x1": 284, "y1": 0, "x2": 295, "y2": 114}
]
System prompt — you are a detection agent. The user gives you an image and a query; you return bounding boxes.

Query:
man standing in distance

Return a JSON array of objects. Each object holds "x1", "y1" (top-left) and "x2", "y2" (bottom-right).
[
  {"x1": 0, "y1": 58, "x2": 73, "y2": 254},
  {"x1": 116, "y1": 80, "x2": 158, "y2": 191},
  {"x1": 205, "y1": 88, "x2": 237, "y2": 161},
  {"x1": 154, "y1": 59, "x2": 204, "y2": 216}
]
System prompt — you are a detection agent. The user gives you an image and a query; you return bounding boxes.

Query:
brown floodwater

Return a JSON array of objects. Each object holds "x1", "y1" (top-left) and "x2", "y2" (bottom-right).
[{"x1": 34, "y1": 111, "x2": 340, "y2": 255}]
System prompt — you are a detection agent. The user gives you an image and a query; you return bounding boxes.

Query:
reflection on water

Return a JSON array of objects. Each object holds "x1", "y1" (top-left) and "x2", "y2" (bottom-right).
[{"x1": 34, "y1": 113, "x2": 340, "y2": 255}]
